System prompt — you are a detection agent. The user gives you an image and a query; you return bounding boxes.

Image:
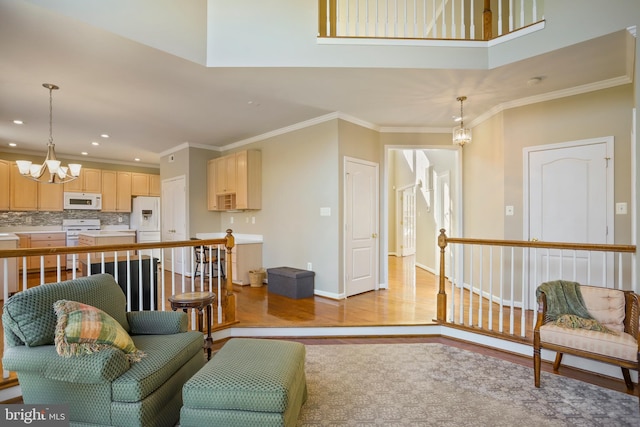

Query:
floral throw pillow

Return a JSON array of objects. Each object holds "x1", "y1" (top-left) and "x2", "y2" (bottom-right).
[{"x1": 53, "y1": 300, "x2": 146, "y2": 363}]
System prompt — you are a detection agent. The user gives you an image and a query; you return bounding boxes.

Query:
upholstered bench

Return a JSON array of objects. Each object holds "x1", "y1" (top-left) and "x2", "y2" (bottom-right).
[{"x1": 180, "y1": 338, "x2": 307, "y2": 427}]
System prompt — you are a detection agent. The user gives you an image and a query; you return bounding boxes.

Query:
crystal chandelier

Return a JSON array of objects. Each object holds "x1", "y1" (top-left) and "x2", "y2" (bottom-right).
[
  {"x1": 452, "y1": 96, "x2": 471, "y2": 147},
  {"x1": 16, "y1": 84, "x2": 81, "y2": 184}
]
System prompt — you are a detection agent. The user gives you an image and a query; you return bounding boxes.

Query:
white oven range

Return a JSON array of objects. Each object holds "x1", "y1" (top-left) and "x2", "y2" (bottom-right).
[{"x1": 62, "y1": 219, "x2": 100, "y2": 270}]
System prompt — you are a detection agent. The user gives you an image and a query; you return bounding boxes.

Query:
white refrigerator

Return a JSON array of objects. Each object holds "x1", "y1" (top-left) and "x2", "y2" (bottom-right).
[{"x1": 131, "y1": 196, "x2": 161, "y2": 258}]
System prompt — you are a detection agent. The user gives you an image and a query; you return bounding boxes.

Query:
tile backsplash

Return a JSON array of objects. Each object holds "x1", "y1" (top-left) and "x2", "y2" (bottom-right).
[{"x1": 0, "y1": 211, "x2": 130, "y2": 228}]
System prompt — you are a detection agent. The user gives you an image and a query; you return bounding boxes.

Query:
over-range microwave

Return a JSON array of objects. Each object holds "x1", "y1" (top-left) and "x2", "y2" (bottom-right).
[{"x1": 63, "y1": 192, "x2": 102, "y2": 210}]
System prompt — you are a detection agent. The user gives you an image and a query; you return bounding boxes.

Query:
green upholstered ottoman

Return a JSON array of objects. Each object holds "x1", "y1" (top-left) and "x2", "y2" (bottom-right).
[{"x1": 180, "y1": 338, "x2": 307, "y2": 427}]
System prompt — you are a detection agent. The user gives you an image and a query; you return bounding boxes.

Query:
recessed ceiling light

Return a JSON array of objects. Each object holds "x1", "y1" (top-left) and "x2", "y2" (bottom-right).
[
  {"x1": 100, "y1": 134, "x2": 109, "y2": 138},
  {"x1": 91, "y1": 141, "x2": 100, "y2": 146},
  {"x1": 13, "y1": 120, "x2": 23, "y2": 125},
  {"x1": 81, "y1": 152, "x2": 89, "y2": 156},
  {"x1": 8, "y1": 142, "x2": 17, "y2": 147},
  {"x1": 527, "y1": 76, "x2": 544, "y2": 86},
  {"x1": 134, "y1": 158, "x2": 141, "y2": 162}
]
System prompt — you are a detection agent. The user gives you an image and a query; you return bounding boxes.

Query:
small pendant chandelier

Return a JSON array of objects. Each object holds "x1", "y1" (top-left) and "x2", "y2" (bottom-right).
[
  {"x1": 452, "y1": 96, "x2": 472, "y2": 147},
  {"x1": 16, "y1": 83, "x2": 82, "y2": 184}
]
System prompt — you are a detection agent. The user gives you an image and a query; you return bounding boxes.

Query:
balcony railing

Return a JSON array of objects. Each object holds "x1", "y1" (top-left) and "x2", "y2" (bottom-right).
[
  {"x1": 0, "y1": 231, "x2": 236, "y2": 380},
  {"x1": 436, "y1": 229, "x2": 637, "y2": 341},
  {"x1": 319, "y1": 0, "x2": 545, "y2": 41}
]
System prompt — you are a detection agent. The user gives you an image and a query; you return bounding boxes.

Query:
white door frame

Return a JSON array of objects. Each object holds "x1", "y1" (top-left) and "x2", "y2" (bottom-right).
[{"x1": 381, "y1": 146, "x2": 463, "y2": 289}]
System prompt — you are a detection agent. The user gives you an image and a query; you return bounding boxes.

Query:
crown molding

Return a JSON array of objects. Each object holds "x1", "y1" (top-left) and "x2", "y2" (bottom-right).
[
  {"x1": 379, "y1": 126, "x2": 450, "y2": 134},
  {"x1": 161, "y1": 74, "x2": 631, "y2": 153},
  {"x1": 470, "y1": 75, "x2": 632, "y2": 127}
]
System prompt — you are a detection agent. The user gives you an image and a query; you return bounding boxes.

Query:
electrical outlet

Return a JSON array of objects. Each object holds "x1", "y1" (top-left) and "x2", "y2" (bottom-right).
[
  {"x1": 230, "y1": 216, "x2": 234, "y2": 224},
  {"x1": 25, "y1": 216, "x2": 32, "y2": 224},
  {"x1": 252, "y1": 217, "x2": 256, "y2": 224},
  {"x1": 118, "y1": 216, "x2": 123, "y2": 223},
  {"x1": 505, "y1": 206, "x2": 514, "y2": 216},
  {"x1": 307, "y1": 262, "x2": 312, "y2": 270}
]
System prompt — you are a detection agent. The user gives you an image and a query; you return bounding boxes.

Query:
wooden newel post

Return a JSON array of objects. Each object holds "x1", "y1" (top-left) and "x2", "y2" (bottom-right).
[
  {"x1": 224, "y1": 229, "x2": 236, "y2": 323},
  {"x1": 437, "y1": 228, "x2": 448, "y2": 322},
  {"x1": 482, "y1": 0, "x2": 492, "y2": 41}
]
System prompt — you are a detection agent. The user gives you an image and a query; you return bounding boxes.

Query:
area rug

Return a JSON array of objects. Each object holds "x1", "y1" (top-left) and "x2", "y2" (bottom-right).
[{"x1": 297, "y1": 343, "x2": 638, "y2": 426}]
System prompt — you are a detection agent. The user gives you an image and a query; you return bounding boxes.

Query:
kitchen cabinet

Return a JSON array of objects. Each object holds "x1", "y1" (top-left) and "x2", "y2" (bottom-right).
[
  {"x1": 231, "y1": 243, "x2": 263, "y2": 286},
  {"x1": 215, "y1": 155, "x2": 237, "y2": 195},
  {"x1": 17, "y1": 232, "x2": 66, "y2": 271},
  {"x1": 63, "y1": 168, "x2": 102, "y2": 193},
  {"x1": 149, "y1": 174, "x2": 160, "y2": 196},
  {"x1": 78, "y1": 232, "x2": 137, "y2": 261},
  {"x1": 37, "y1": 181, "x2": 64, "y2": 211},
  {"x1": 131, "y1": 173, "x2": 149, "y2": 196},
  {"x1": 207, "y1": 150, "x2": 261, "y2": 211},
  {"x1": 0, "y1": 160, "x2": 10, "y2": 210},
  {"x1": 101, "y1": 171, "x2": 132, "y2": 212},
  {"x1": 131, "y1": 173, "x2": 161, "y2": 197},
  {"x1": 207, "y1": 159, "x2": 218, "y2": 210},
  {"x1": 10, "y1": 164, "x2": 37, "y2": 211},
  {"x1": 0, "y1": 235, "x2": 19, "y2": 295},
  {"x1": 9, "y1": 164, "x2": 63, "y2": 211}
]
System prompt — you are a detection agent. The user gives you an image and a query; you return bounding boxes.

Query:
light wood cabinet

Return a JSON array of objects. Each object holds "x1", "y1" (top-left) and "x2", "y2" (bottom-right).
[
  {"x1": 231, "y1": 243, "x2": 263, "y2": 286},
  {"x1": 10, "y1": 164, "x2": 38, "y2": 211},
  {"x1": 78, "y1": 233, "x2": 136, "y2": 261},
  {"x1": 9, "y1": 164, "x2": 63, "y2": 211},
  {"x1": 207, "y1": 159, "x2": 218, "y2": 210},
  {"x1": 149, "y1": 174, "x2": 160, "y2": 196},
  {"x1": 102, "y1": 171, "x2": 132, "y2": 212},
  {"x1": 207, "y1": 150, "x2": 261, "y2": 211},
  {"x1": 216, "y1": 155, "x2": 237, "y2": 195},
  {"x1": 17, "y1": 232, "x2": 66, "y2": 271},
  {"x1": 0, "y1": 237, "x2": 19, "y2": 295},
  {"x1": 63, "y1": 168, "x2": 102, "y2": 193},
  {"x1": 131, "y1": 173, "x2": 150, "y2": 196},
  {"x1": 0, "y1": 160, "x2": 10, "y2": 210},
  {"x1": 117, "y1": 172, "x2": 132, "y2": 211},
  {"x1": 131, "y1": 172, "x2": 161, "y2": 197},
  {"x1": 37, "y1": 181, "x2": 64, "y2": 211}
]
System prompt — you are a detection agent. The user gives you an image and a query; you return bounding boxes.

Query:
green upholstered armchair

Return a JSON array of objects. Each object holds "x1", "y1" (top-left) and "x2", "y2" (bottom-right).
[{"x1": 2, "y1": 274, "x2": 206, "y2": 427}]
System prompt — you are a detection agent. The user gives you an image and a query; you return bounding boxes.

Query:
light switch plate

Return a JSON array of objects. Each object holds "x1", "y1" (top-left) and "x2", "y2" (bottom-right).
[
  {"x1": 505, "y1": 206, "x2": 514, "y2": 216},
  {"x1": 616, "y1": 202, "x2": 627, "y2": 215}
]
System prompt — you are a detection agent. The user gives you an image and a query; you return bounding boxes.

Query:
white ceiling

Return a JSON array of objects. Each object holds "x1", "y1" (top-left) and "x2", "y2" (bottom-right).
[{"x1": 0, "y1": 1, "x2": 634, "y2": 167}]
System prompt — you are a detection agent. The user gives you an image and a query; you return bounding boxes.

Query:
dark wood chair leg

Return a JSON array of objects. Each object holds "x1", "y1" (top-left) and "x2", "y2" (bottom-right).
[
  {"x1": 552, "y1": 352, "x2": 563, "y2": 372},
  {"x1": 621, "y1": 368, "x2": 634, "y2": 392},
  {"x1": 533, "y1": 346, "x2": 541, "y2": 387}
]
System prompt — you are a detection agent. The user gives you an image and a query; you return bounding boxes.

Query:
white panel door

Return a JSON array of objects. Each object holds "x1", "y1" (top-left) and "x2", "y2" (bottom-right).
[
  {"x1": 345, "y1": 158, "x2": 379, "y2": 297},
  {"x1": 526, "y1": 138, "x2": 613, "y2": 307},
  {"x1": 161, "y1": 176, "x2": 187, "y2": 274}
]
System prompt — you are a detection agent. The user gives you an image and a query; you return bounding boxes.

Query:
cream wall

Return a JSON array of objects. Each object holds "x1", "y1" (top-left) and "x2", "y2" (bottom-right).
[
  {"x1": 217, "y1": 120, "x2": 342, "y2": 296},
  {"x1": 463, "y1": 110, "x2": 505, "y2": 239},
  {"x1": 501, "y1": 85, "x2": 633, "y2": 243},
  {"x1": 160, "y1": 145, "x2": 219, "y2": 239}
]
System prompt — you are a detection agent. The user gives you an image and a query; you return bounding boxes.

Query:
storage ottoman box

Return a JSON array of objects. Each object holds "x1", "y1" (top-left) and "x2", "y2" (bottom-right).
[{"x1": 267, "y1": 267, "x2": 315, "y2": 299}]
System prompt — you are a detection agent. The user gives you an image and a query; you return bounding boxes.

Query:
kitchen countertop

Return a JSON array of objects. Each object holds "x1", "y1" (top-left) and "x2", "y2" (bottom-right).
[
  {"x1": 79, "y1": 231, "x2": 137, "y2": 238},
  {"x1": 0, "y1": 233, "x2": 19, "y2": 241},
  {"x1": 195, "y1": 233, "x2": 263, "y2": 244}
]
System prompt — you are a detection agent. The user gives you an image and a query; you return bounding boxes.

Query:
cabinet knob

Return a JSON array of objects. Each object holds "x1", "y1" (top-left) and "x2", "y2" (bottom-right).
[{"x1": 371, "y1": 233, "x2": 378, "y2": 238}]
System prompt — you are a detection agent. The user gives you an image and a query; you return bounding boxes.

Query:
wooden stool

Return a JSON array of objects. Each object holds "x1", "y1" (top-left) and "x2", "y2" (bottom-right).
[{"x1": 169, "y1": 291, "x2": 216, "y2": 360}]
